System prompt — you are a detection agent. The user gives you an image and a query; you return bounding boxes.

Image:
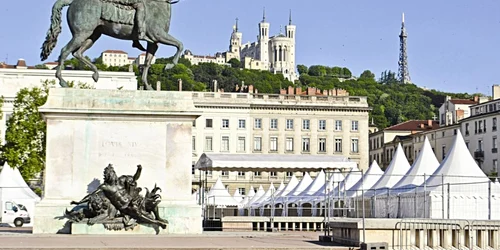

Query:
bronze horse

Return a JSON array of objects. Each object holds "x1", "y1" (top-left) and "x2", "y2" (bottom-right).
[{"x1": 40, "y1": 0, "x2": 183, "y2": 90}]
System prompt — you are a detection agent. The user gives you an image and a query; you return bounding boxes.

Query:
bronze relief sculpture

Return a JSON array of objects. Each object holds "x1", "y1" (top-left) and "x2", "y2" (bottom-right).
[{"x1": 65, "y1": 164, "x2": 168, "y2": 231}]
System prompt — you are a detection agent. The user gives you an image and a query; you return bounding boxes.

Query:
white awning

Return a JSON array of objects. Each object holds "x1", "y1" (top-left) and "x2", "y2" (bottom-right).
[{"x1": 195, "y1": 153, "x2": 356, "y2": 170}]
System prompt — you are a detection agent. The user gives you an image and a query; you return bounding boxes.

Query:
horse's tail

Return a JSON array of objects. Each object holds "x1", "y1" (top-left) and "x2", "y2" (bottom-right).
[{"x1": 40, "y1": 0, "x2": 73, "y2": 61}]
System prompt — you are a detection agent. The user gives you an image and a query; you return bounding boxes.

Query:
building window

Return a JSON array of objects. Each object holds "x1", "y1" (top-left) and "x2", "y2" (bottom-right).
[
  {"x1": 442, "y1": 145, "x2": 446, "y2": 160},
  {"x1": 254, "y1": 137, "x2": 262, "y2": 151},
  {"x1": 302, "y1": 138, "x2": 310, "y2": 152},
  {"x1": 351, "y1": 139, "x2": 359, "y2": 153},
  {"x1": 205, "y1": 136, "x2": 213, "y2": 151},
  {"x1": 466, "y1": 141, "x2": 470, "y2": 149},
  {"x1": 238, "y1": 171, "x2": 245, "y2": 177},
  {"x1": 442, "y1": 131, "x2": 445, "y2": 137},
  {"x1": 254, "y1": 118, "x2": 262, "y2": 129},
  {"x1": 286, "y1": 137, "x2": 294, "y2": 152},
  {"x1": 221, "y1": 136, "x2": 229, "y2": 151},
  {"x1": 237, "y1": 137, "x2": 246, "y2": 152},
  {"x1": 286, "y1": 119, "x2": 294, "y2": 130},
  {"x1": 478, "y1": 139, "x2": 483, "y2": 151},
  {"x1": 270, "y1": 171, "x2": 277, "y2": 177},
  {"x1": 493, "y1": 118, "x2": 498, "y2": 131},
  {"x1": 254, "y1": 171, "x2": 261, "y2": 177},
  {"x1": 270, "y1": 137, "x2": 278, "y2": 151},
  {"x1": 494, "y1": 160, "x2": 498, "y2": 173},
  {"x1": 221, "y1": 171, "x2": 229, "y2": 176},
  {"x1": 319, "y1": 138, "x2": 326, "y2": 152},
  {"x1": 270, "y1": 119, "x2": 278, "y2": 129},
  {"x1": 192, "y1": 136, "x2": 196, "y2": 151},
  {"x1": 286, "y1": 172, "x2": 293, "y2": 177},
  {"x1": 206, "y1": 119, "x2": 213, "y2": 128},
  {"x1": 465, "y1": 123, "x2": 470, "y2": 136},
  {"x1": 493, "y1": 137, "x2": 498, "y2": 150},
  {"x1": 319, "y1": 120, "x2": 326, "y2": 130},
  {"x1": 192, "y1": 164, "x2": 195, "y2": 175},
  {"x1": 351, "y1": 121, "x2": 359, "y2": 131},
  {"x1": 222, "y1": 119, "x2": 229, "y2": 128},
  {"x1": 238, "y1": 188, "x2": 246, "y2": 195},
  {"x1": 335, "y1": 120, "x2": 342, "y2": 131},
  {"x1": 431, "y1": 134, "x2": 435, "y2": 140},
  {"x1": 302, "y1": 119, "x2": 310, "y2": 130},
  {"x1": 335, "y1": 138, "x2": 342, "y2": 152},
  {"x1": 238, "y1": 119, "x2": 246, "y2": 129}
]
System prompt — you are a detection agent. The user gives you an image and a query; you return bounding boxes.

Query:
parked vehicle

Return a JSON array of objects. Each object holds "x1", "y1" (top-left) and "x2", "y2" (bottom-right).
[{"x1": 0, "y1": 201, "x2": 31, "y2": 227}]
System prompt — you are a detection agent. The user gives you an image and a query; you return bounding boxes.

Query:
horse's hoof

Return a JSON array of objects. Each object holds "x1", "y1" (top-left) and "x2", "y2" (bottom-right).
[
  {"x1": 92, "y1": 72, "x2": 99, "y2": 82},
  {"x1": 60, "y1": 80, "x2": 68, "y2": 88},
  {"x1": 164, "y1": 64, "x2": 174, "y2": 70}
]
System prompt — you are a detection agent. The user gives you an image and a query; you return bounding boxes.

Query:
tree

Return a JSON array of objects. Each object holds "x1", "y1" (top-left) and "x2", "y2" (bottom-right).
[
  {"x1": 1, "y1": 80, "x2": 94, "y2": 180},
  {"x1": 359, "y1": 70, "x2": 375, "y2": 80},
  {"x1": 297, "y1": 65, "x2": 308, "y2": 75},
  {"x1": 34, "y1": 64, "x2": 49, "y2": 70},
  {"x1": 227, "y1": 58, "x2": 241, "y2": 68}
]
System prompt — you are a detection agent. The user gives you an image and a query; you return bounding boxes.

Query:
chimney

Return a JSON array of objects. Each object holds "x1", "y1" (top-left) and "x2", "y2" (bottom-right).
[
  {"x1": 493, "y1": 85, "x2": 500, "y2": 100},
  {"x1": 296, "y1": 87, "x2": 302, "y2": 95},
  {"x1": 323, "y1": 89, "x2": 328, "y2": 96},
  {"x1": 280, "y1": 89, "x2": 287, "y2": 95},
  {"x1": 288, "y1": 86, "x2": 294, "y2": 95},
  {"x1": 474, "y1": 95, "x2": 479, "y2": 103},
  {"x1": 213, "y1": 80, "x2": 218, "y2": 93},
  {"x1": 307, "y1": 87, "x2": 316, "y2": 96},
  {"x1": 178, "y1": 79, "x2": 183, "y2": 91},
  {"x1": 427, "y1": 120, "x2": 432, "y2": 127},
  {"x1": 248, "y1": 85, "x2": 254, "y2": 93},
  {"x1": 156, "y1": 81, "x2": 161, "y2": 91},
  {"x1": 420, "y1": 123, "x2": 425, "y2": 129},
  {"x1": 16, "y1": 59, "x2": 27, "y2": 69}
]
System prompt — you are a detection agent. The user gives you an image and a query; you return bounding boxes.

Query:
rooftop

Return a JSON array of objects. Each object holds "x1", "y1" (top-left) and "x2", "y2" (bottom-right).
[
  {"x1": 449, "y1": 99, "x2": 478, "y2": 105},
  {"x1": 385, "y1": 120, "x2": 439, "y2": 131},
  {"x1": 102, "y1": 50, "x2": 128, "y2": 54}
]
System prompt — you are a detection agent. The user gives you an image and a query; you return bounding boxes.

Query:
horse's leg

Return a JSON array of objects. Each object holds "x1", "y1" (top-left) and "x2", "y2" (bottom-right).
[
  {"x1": 55, "y1": 34, "x2": 90, "y2": 87},
  {"x1": 73, "y1": 32, "x2": 102, "y2": 83},
  {"x1": 155, "y1": 34, "x2": 183, "y2": 70},
  {"x1": 141, "y1": 42, "x2": 158, "y2": 91}
]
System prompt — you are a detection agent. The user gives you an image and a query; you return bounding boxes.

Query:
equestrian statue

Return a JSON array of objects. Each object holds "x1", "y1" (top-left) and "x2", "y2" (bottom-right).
[{"x1": 40, "y1": 0, "x2": 183, "y2": 90}]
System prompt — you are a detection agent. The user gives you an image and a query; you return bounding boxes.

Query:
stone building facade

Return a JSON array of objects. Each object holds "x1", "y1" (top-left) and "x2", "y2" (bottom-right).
[{"x1": 190, "y1": 86, "x2": 370, "y2": 194}]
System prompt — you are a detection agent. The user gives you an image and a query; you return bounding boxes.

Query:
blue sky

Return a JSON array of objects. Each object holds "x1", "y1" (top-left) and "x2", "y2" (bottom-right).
[{"x1": 1, "y1": 0, "x2": 499, "y2": 95}]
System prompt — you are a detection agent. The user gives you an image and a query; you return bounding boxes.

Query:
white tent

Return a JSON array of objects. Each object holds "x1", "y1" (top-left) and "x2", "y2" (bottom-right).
[
  {"x1": 250, "y1": 183, "x2": 276, "y2": 208},
  {"x1": 374, "y1": 131, "x2": 500, "y2": 219},
  {"x1": 263, "y1": 176, "x2": 299, "y2": 206},
  {"x1": 331, "y1": 166, "x2": 362, "y2": 198},
  {"x1": 421, "y1": 130, "x2": 493, "y2": 193},
  {"x1": 232, "y1": 189, "x2": 243, "y2": 203},
  {"x1": 302, "y1": 170, "x2": 345, "y2": 204},
  {"x1": 0, "y1": 163, "x2": 41, "y2": 226},
  {"x1": 365, "y1": 143, "x2": 411, "y2": 197},
  {"x1": 392, "y1": 136, "x2": 440, "y2": 191},
  {"x1": 275, "y1": 173, "x2": 313, "y2": 205},
  {"x1": 289, "y1": 170, "x2": 326, "y2": 204},
  {"x1": 206, "y1": 178, "x2": 241, "y2": 207},
  {"x1": 240, "y1": 186, "x2": 256, "y2": 207},
  {"x1": 247, "y1": 185, "x2": 265, "y2": 207},
  {"x1": 346, "y1": 160, "x2": 384, "y2": 198}
]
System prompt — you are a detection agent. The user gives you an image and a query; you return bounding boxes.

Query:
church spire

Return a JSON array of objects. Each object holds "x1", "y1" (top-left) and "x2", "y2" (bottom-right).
[
  {"x1": 262, "y1": 7, "x2": 266, "y2": 22},
  {"x1": 235, "y1": 18, "x2": 239, "y2": 32},
  {"x1": 289, "y1": 9, "x2": 292, "y2": 25}
]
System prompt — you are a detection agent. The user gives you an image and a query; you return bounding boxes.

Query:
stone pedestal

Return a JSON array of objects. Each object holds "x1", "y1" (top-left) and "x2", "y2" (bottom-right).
[{"x1": 33, "y1": 88, "x2": 202, "y2": 234}]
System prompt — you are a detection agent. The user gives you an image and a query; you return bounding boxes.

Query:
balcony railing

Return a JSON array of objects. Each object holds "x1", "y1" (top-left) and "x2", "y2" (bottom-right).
[{"x1": 474, "y1": 150, "x2": 485, "y2": 159}]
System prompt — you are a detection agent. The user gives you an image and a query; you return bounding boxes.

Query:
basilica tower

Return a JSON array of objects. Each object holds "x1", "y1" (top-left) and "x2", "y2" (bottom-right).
[
  {"x1": 285, "y1": 10, "x2": 296, "y2": 78},
  {"x1": 258, "y1": 8, "x2": 270, "y2": 69},
  {"x1": 228, "y1": 18, "x2": 242, "y2": 61}
]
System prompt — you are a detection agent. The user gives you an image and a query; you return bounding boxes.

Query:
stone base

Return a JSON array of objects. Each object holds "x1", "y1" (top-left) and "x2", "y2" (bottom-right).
[
  {"x1": 33, "y1": 200, "x2": 202, "y2": 234},
  {"x1": 71, "y1": 223, "x2": 166, "y2": 235}
]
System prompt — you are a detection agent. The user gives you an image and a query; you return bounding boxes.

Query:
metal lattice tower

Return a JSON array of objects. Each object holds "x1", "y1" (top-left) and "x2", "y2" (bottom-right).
[{"x1": 398, "y1": 13, "x2": 411, "y2": 84}]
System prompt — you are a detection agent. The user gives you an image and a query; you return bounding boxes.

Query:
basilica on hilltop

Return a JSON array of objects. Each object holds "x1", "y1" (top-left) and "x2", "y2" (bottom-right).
[{"x1": 183, "y1": 10, "x2": 297, "y2": 82}]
